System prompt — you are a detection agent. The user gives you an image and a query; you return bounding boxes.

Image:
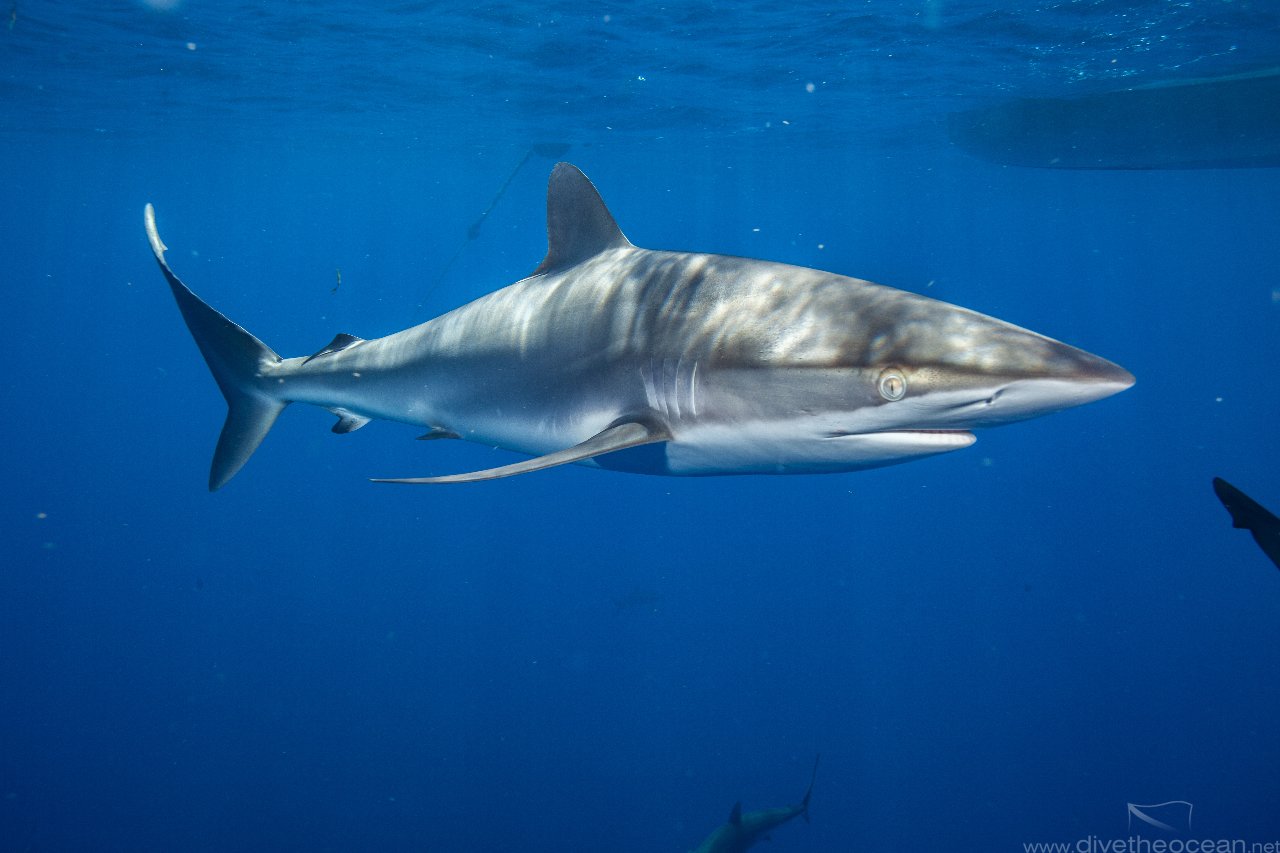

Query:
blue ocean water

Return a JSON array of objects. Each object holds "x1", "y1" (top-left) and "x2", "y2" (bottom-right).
[{"x1": 2, "y1": 2, "x2": 1279, "y2": 851}]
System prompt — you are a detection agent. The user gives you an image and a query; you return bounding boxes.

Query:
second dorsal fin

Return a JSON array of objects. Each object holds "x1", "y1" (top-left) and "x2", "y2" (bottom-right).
[{"x1": 303, "y1": 333, "x2": 364, "y2": 365}]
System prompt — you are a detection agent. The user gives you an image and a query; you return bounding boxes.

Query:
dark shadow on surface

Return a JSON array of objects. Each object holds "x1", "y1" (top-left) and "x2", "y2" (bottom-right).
[{"x1": 949, "y1": 68, "x2": 1280, "y2": 170}]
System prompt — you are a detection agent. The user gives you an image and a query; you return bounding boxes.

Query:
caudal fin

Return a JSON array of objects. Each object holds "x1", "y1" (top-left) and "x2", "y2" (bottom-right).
[{"x1": 145, "y1": 205, "x2": 287, "y2": 490}]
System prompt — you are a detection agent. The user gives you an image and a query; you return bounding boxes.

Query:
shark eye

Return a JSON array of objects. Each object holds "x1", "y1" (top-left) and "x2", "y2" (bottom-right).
[{"x1": 877, "y1": 368, "x2": 907, "y2": 401}]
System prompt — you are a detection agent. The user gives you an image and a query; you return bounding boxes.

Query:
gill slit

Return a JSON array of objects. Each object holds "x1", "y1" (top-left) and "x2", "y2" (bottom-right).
[{"x1": 642, "y1": 358, "x2": 700, "y2": 425}]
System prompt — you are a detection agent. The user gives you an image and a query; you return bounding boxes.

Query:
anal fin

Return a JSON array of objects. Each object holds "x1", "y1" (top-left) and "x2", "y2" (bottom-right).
[
  {"x1": 372, "y1": 418, "x2": 669, "y2": 484},
  {"x1": 416, "y1": 427, "x2": 461, "y2": 441},
  {"x1": 329, "y1": 407, "x2": 372, "y2": 434}
]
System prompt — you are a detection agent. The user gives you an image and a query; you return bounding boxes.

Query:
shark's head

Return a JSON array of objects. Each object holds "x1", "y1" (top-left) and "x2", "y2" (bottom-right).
[
  {"x1": 804, "y1": 287, "x2": 1134, "y2": 466},
  {"x1": 665, "y1": 276, "x2": 1134, "y2": 475},
  {"x1": 858, "y1": 296, "x2": 1134, "y2": 428}
]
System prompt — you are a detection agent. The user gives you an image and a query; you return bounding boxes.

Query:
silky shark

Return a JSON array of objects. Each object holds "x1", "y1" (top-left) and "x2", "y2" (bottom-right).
[
  {"x1": 144, "y1": 163, "x2": 1133, "y2": 490},
  {"x1": 690, "y1": 757, "x2": 818, "y2": 853}
]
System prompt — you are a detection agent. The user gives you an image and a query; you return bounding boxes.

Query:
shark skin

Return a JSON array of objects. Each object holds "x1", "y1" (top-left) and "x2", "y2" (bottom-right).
[
  {"x1": 1213, "y1": 477, "x2": 1280, "y2": 570},
  {"x1": 690, "y1": 757, "x2": 819, "y2": 853},
  {"x1": 145, "y1": 162, "x2": 1134, "y2": 490}
]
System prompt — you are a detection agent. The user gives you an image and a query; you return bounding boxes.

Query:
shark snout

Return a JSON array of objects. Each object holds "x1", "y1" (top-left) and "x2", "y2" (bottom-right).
[
  {"x1": 1045, "y1": 338, "x2": 1135, "y2": 390},
  {"x1": 971, "y1": 349, "x2": 1134, "y2": 425},
  {"x1": 969, "y1": 312, "x2": 1136, "y2": 421},
  {"x1": 1038, "y1": 342, "x2": 1134, "y2": 405},
  {"x1": 1088, "y1": 357, "x2": 1136, "y2": 391}
]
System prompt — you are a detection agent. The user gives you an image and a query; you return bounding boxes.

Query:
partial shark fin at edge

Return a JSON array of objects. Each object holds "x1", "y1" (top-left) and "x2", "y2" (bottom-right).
[{"x1": 1213, "y1": 477, "x2": 1280, "y2": 570}]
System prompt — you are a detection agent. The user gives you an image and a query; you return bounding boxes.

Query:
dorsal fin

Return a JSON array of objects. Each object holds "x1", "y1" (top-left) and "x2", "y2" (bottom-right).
[
  {"x1": 303, "y1": 333, "x2": 363, "y2": 365},
  {"x1": 531, "y1": 163, "x2": 632, "y2": 276},
  {"x1": 729, "y1": 802, "x2": 742, "y2": 826}
]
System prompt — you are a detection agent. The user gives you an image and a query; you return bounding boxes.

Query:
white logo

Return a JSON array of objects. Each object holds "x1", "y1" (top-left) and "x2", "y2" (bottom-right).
[{"x1": 1126, "y1": 801, "x2": 1193, "y2": 834}]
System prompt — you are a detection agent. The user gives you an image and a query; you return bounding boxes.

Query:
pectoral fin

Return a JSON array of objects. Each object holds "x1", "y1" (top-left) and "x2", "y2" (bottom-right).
[{"x1": 372, "y1": 418, "x2": 670, "y2": 484}]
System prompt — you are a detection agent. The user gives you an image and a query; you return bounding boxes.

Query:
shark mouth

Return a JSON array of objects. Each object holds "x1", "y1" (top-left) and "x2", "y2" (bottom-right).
[
  {"x1": 828, "y1": 429, "x2": 976, "y2": 443},
  {"x1": 825, "y1": 429, "x2": 980, "y2": 461}
]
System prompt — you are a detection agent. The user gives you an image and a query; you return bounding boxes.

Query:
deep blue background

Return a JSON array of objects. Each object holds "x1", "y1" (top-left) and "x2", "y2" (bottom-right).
[{"x1": 2, "y1": 3, "x2": 1279, "y2": 851}]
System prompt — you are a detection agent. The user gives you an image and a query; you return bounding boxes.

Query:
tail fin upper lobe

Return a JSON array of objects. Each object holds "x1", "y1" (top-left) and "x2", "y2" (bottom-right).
[{"x1": 146, "y1": 204, "x2": 287, "y2": 490}]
